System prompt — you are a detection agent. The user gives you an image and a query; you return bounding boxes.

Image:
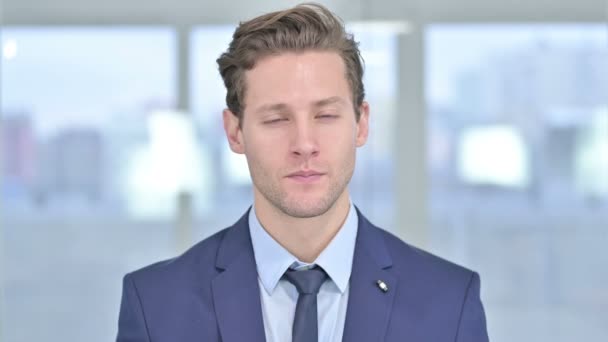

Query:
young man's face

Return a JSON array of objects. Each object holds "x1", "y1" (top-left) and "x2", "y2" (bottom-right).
[{"x1": 223, "y1": 51, "x2": 369, "y2": 218}]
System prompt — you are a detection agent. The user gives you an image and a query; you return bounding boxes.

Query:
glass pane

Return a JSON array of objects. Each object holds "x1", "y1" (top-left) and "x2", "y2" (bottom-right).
[
  {"x1": 1, "y1": 27, "x2": 176, "y2": 341},
  {"x1": 190, "y1": 25, "x2": 252, "y2": 232},
  {"x1": 348, "y1": 23, "x2": 399, "y2": 230},
  {"x1": 426, "y1": 24, "x2": 608, "y2": 342}
]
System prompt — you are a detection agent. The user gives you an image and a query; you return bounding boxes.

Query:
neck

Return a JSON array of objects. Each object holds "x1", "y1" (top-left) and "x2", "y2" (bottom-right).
[{"x1": 253, "y1": 191, "x2": 351, "y2": 263}]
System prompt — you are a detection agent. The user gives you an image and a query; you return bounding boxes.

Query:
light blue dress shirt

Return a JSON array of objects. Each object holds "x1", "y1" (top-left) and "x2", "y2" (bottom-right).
[{"x1": 248, "y1": 202, "x2": 358, "y2": 342}]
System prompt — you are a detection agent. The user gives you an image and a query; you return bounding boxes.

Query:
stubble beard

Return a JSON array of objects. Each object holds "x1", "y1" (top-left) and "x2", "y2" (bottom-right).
[{"x1": 250, "y1": 160, "x2": 355, "y2": 219}]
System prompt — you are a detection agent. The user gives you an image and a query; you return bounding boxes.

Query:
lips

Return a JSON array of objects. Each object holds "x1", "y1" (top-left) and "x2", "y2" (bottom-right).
[
  {"x1": 286, "y1": 170, "x2": 325, "y2": 183},
  {"x1": 287, "y1": 170, "x2": 324, "y2": 177}
]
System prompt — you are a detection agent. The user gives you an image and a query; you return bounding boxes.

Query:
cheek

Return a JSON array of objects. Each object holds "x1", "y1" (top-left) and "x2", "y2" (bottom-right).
[
  {"x1": 321, "y1": 125, "x2": 357, "y2": 151},
  {"x1": 245, "y1": 128, "x2": 293, "y2": 162},
  {"x1": 244, "y1": 139, "x2": 283, "y2": 172}
]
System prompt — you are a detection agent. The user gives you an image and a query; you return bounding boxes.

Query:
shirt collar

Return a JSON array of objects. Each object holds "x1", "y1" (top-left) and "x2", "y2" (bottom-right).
[{"x1": 248, "y1": 202, "x2": 358, "y2": 295}]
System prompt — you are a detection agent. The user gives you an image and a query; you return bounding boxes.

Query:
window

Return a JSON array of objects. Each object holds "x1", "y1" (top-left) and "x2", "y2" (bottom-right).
[
  {"x1": 426, "y1": 24, "x2": 608, "y2": 341},
  {"x1": 1, "y1": 27, "x2": 176, "y2": 341}
]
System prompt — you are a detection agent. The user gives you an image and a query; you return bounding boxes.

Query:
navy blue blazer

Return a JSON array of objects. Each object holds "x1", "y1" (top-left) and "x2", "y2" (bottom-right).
[{"x1": 117, "y1": 208, "x2": 489, "y2": 341}]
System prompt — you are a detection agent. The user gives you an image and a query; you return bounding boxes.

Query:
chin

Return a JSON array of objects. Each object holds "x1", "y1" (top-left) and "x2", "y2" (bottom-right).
[
  {"x1": 277, "y1": 195, "x2": 336, "y2": 218},
  {"x1": 280, "y1": 205, "x2": 330, "y2": 219}
]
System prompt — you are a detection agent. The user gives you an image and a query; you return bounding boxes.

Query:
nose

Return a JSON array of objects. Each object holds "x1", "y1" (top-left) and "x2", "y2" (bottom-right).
[{"x1": 290, "y1": 119, "x2": 319, "y2": 159}]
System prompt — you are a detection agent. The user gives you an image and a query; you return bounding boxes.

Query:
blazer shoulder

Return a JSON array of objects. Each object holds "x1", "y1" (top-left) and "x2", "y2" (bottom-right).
[
  {"x1": 370, "y1": 226, "x2": 489, "y2": 341},
  {"x1": 126, "y1": 226, "x2": 231, "y2": 285},
  {"x1": 375, "y1": 226, "x2": 477, "y2": 283}
]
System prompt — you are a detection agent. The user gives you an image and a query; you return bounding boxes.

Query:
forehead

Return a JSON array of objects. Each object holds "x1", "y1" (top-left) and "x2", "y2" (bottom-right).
[{"x1": 243, "y1": 51, "x2": 351, "y2": 110}]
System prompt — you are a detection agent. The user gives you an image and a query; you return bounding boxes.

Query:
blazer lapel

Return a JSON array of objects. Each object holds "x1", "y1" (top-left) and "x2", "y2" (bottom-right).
[
  {"x1": 342, "y1": 209, "x2": 398, "y2": 342},
  {"x1": 211, "y1": 210, "x2": 266, "y2": 342}
]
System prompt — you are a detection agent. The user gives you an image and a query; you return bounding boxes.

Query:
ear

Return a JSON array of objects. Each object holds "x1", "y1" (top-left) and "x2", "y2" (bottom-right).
[
  {"x1": 355, "y1": 101, "x2": 370, "y2": 147},
  {"x1": 223, "y1": 109, "x2": 245, "y2": 154}
]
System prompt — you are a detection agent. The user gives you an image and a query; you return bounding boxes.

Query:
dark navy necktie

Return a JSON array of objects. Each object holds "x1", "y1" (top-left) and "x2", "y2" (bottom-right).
[{"x1": 283, "y1": 266, "x2": 328, "y2": 342}]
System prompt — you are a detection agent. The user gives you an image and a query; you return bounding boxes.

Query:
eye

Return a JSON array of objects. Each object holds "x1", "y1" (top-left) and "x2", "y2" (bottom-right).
[
  {"x1": 317, "y1": 114, "x2": 339, "y2": 120},
  {"x1": 263, "y1": 117, "x2": 288, "y2": 124}
]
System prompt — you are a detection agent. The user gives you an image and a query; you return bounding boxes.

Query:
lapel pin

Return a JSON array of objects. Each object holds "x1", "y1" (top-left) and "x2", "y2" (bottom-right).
[{"x1": 376, "y1": 280, "x2": 388, "y2": 292}]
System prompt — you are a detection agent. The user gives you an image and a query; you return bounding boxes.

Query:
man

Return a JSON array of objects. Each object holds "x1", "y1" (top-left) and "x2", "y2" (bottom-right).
[{"x1": 117, "y1": 3, "x2": 489, "y2": 342}]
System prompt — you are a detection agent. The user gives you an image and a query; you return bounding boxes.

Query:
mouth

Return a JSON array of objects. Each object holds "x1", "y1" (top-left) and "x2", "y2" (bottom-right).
[{"x1": 286, "y1": 170, "x2": 326, "y2": 184}]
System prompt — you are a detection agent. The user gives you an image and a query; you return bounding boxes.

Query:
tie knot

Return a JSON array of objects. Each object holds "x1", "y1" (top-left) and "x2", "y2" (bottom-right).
[{"x1": 283, "y1": 266, "x2": 328, "y2": 295}]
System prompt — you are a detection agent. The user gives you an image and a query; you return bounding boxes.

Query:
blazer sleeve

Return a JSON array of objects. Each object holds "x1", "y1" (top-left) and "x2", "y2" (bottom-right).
[
  {"x1": 116, "y1": 274, "x2": 151, "y2": 342},
  {"x1": 455, "y1": 272, "x2": 490, "y2": 342}
]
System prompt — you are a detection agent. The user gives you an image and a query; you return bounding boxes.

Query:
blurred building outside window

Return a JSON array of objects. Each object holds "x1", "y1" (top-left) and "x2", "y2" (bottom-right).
[{"x1": 426, "y1": 24, "x2": 608, "y2": 342}]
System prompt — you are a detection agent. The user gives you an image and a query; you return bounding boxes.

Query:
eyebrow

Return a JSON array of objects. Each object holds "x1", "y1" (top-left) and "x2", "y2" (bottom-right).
[
  {"x1": 312, "y1": 96, "x2": 344, "y2": 108},
  {"x1": 254, "y1": 96, "x2": 346, "y2": 114}
]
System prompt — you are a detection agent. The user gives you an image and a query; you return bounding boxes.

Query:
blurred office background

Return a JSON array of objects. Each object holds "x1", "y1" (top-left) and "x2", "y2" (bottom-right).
[{"x1": 1, "y1": 0, "x2": 607, "y2": 341}]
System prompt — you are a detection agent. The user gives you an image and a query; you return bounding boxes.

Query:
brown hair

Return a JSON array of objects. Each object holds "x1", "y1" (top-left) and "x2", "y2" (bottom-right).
[{"x1": 216, "y1": 2, "x2": 365, "y2": 124}]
